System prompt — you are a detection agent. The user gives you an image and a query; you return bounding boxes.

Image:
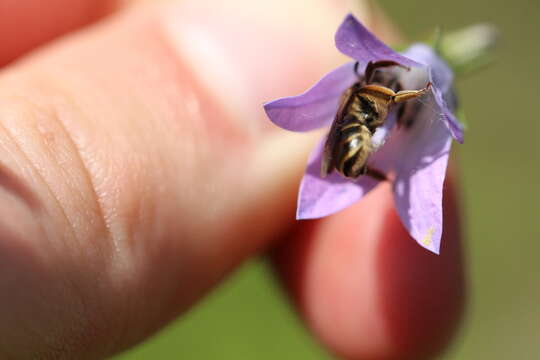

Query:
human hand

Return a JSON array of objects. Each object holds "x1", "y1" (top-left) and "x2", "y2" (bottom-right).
[{"x1": 0, "y1": 0, "x2": 464, "y2": 358}]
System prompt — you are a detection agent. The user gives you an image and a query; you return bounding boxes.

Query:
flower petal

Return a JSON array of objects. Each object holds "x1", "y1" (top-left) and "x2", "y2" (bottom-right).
[
  {"x1": 335, "y1": 14, "x2": 421, "y2": 68},
  {"x1": 263, "y1": 62, "x2": 356, "y2": 132},
  {"x1": 297, "y1": 137, "x2": 378, "y2": 219},
  {"x1": 391, "y1": 102, "x2": 453, "y2": 254},
  {"x1": 402, "y1": 44, "x2": 453, "y2": 94},
  {"x1": 432, "y1": 87, "x2": 464, "y2": 143},
  {"x1": 402, "y1": 44, "x2": 464, "y2": 143}
]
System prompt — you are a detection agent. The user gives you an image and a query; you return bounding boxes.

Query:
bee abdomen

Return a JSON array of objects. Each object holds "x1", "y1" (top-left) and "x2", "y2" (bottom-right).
[{"x1": 336, "y1": 123, "x2": 372, "y2": 179}]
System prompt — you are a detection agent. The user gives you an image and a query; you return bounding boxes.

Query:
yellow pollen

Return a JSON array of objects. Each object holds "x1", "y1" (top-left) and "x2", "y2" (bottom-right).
[{"x1": 422, "y1": 227, "x2": 435, "y2": 247}]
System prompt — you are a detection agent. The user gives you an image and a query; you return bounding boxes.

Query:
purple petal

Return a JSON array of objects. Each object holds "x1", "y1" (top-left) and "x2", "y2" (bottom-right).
[
  {"x1": 264, "y1": 62, "x2": 356, "y2": 132},
  {"x1": 335, "y1": 14, "x2": 421, "y2": 68},
  {"x1": 391, "y1": 103, "x2": 453, "y2": 254},
  {"x1": 432, "y1": 87, "x2": 464, "y2": 144},
  {"x1": 297, "y1": 137, "x2": 378, "y2": 219},
  {"x1": 402, "y1": 44, "x2": 464, "y2": 143},
  {"x1": 402, "y1": 44, "x2": 453, "y2": 94}
]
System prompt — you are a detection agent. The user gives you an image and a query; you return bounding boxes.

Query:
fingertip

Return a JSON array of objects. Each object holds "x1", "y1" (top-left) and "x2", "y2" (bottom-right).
[
  {"x1": 273, "y1": 177, "x2": 464, "y2": 359},
  {"x1": 273, "y1": 184, "x2": 396, "y2": 358},
  {"x1": 375, "y1": 176, "x2": 464, "y2": 359}
]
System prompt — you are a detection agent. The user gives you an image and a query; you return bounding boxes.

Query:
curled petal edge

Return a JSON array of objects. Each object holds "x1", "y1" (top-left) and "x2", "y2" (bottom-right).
[
  {"x1": 402, "y1": 44, "x2": 464, "y2": 143},
  {"x1": 431, "y1": 86, "x2": 464, "y2": 143},
  {"x1": 263, "y1": 62, "x2": 356, "y2": 132},
  {"x1": 335, "y1": 13, "x2": 422, "y2": 69}
]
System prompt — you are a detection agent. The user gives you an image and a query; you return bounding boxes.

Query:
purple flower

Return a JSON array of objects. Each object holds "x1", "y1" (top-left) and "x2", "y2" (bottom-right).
[{"x1": 264, "y1": 14, "x2": 464, "y2": 254}]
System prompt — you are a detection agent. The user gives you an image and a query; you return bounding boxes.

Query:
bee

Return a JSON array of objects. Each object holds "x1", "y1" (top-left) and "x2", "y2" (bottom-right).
[{"x1": 321, "y1": 60, "x2": 431, "y2": 180}]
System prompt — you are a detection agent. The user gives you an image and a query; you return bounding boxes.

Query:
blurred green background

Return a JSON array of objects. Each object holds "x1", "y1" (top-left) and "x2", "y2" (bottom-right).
[{"x1": 117, "y1": 0, "x2": 540, "y2": 359}]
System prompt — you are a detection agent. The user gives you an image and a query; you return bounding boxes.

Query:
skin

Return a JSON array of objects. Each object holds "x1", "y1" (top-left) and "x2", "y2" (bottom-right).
[{"x1": 0, "y1": 0, "x2": 464, "y2": 359}]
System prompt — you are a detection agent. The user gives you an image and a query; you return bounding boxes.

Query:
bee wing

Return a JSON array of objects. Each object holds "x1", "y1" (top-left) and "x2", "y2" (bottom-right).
[
  {"x1": 321, "y1": 90, "x2": 351, "y2": 178},
  {"x1": 320, "y1": 127, "x2": 336, "y2": 178}
]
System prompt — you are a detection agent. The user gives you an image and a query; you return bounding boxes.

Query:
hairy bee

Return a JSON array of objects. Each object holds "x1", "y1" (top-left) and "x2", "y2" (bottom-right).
[{"x1": 321, "y1": 60, "x2": 431, "y2": 180}]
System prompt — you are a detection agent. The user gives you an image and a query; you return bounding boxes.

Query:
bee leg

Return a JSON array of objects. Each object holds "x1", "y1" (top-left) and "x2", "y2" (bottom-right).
[
  {"x1": 365, "y1": 60, "x2": 410, "y2": 84},
  {"x1": 364, "y1": 166, "x2": 388, "y2": 181},
  {"x1": 392, "y1": 82, "x2": 432, "y2": 103}
]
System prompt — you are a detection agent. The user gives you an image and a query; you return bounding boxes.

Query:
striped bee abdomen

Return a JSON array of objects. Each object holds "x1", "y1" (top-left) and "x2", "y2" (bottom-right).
[{"x1": 335, "y1": 119, "x2": 373, "y2": 179}]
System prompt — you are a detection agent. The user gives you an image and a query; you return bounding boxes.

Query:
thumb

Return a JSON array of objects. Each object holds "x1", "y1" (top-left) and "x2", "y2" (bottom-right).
[{"x1": 0, "y1": 0, "x2": 370, "y2": 357}]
